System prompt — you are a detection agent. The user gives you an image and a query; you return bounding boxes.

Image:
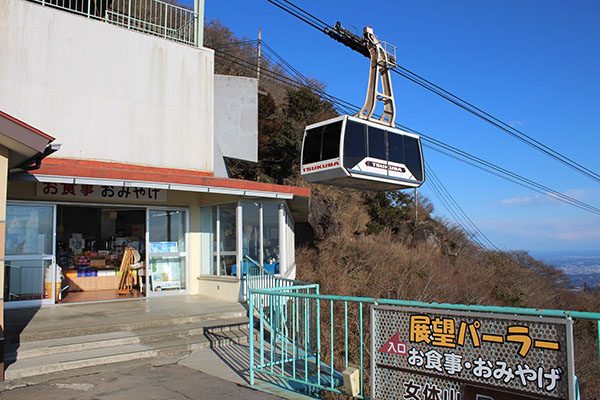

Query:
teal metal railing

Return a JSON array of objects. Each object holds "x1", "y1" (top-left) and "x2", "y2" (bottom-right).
[{"x1": 247, "y1": 269, "x2": 600, "y2": 399}]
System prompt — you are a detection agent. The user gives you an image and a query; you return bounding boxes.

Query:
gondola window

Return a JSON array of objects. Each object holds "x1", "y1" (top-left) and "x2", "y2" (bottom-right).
[
  {"x1": 388, "y1": 132, "x2": 405, "y2": 165},
  {"x1": 404, "y1": 136, "x2": 423, "y2": 181},
  {"x1": 343, "y1": 120, "x2": 367, "y2": 168},
  {"x1": 321, "y1": 121, "x2": 342, "y2": 160},
  {"x1": 302, "y1": 127, "x2": 322, "y2": 164},
  {"x1": 368, "y1": 126, "x2": 387, "y2": 160}
]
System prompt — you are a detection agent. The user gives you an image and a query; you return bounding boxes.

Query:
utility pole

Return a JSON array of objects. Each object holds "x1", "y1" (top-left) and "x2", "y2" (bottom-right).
[
  {"x1": 257, "y1": 28, "x2": 262, "y2": 81},
  {"x1": 414, "y1": 188, "x2": 419, "y2": 226}
]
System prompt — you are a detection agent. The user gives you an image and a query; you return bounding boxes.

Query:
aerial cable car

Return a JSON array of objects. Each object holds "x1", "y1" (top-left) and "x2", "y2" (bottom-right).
[{"x1": 300, "y1": 27, "x2": 425, "y2": 191}]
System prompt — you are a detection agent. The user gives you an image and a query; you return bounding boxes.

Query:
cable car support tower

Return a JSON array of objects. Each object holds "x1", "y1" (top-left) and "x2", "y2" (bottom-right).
[{"x1": 356, "y1": 26, "x2": 397, "y2": 128}]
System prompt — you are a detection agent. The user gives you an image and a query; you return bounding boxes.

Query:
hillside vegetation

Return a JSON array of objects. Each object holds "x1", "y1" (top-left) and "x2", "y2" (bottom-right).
[{"x1": 205, "y1": 21, "x2": 600, "y2": 398}]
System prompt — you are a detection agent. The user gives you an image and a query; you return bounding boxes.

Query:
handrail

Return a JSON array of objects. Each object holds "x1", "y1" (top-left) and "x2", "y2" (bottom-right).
[
  {"x1": 27, "y1": 0, "x2": 199, "y2": 47},
  {"x1": 248, "y1": 281, "x2": 599, "y2": 399},
  {"x1": 244, "y1": 255, "x2": 311, "y2": 287},
  {"x1": 249, "y1": 288, "x2": 600, "y2": 321}
]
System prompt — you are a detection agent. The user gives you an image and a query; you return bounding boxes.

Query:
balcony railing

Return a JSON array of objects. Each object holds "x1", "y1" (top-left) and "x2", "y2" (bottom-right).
[{"x1": 28, "y1": 0, "x2": 199, "y2": 46}]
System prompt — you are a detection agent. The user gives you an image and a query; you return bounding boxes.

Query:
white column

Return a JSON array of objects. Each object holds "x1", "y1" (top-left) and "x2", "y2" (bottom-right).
[
  {"x1": 259, "y1": 204, "x2": 264, "y2": 266},
  {"x1": 278, "y1": 204, "x2": 286, "y2": 276},
  {"x1": 236, "y1": 202, "x2": 243, "y2": 280},
  {"x1": 194, "y1": 0, "x2": 205, "y2": 47},
  {"x1": 215, "y1": 206, "x2": 220, "y2": 276}
]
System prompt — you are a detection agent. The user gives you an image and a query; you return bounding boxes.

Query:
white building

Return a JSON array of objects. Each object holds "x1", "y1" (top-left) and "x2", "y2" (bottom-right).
[{"x1": 0, "y1": 0, "x2": 308, "y2": 310}]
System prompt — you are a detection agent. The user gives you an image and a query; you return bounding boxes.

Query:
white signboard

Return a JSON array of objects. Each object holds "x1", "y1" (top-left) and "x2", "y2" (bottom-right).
[{"x1": 36, "y1": 183, "x2": 167, "y2": 202}]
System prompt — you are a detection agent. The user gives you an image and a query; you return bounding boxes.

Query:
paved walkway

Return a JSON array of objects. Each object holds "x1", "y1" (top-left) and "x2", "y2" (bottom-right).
[
  {"x1": 5, "y1": 295, "x2": 244, "y2": 340},
  {"x1": 0, "y1": 359, "x2": 282, "y2": 400},
  {"x1": 180, "y1": 341, "x2": 315, "y2": 399}
]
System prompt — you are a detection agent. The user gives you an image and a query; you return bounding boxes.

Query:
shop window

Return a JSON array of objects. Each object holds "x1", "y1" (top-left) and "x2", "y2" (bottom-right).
[
  {"x1": 242, "y1": 202, "x2": 260, "y2": 265},
  {"x1": 262, "y1": 204, "x2": 279, "y2": 268},
  {"x1": 148, "y1": 209, "x2": 187, "y2": 292},
  {"x1": 5, "y1": 204, "x2": 53, "y2": 256},
  {"x1": 4, "y1": 204, "x2": 54, "y2": 304},
  {"x1": 201, "y1": 201, "x2": 293, "y2": 278}
]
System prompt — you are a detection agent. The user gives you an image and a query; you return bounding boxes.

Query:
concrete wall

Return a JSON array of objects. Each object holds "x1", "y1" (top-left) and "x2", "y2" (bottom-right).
[
  {"x1": 0, "y1": 0, "x2": 214, "y2": 172},
  {"x1": 196, "y1": 277, "x2": 241, "y2": 302},
  {"x1": 0, "y1": 146, "x2": 8, "y2": 378},
  {"x1": 214, "y1": 75, "x2": 258, "y2": 177}
]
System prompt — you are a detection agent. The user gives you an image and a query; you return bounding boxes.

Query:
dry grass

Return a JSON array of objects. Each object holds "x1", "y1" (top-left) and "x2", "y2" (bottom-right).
[{"x1": 296, "y1": 187, "x2": 600, "y2": 398}]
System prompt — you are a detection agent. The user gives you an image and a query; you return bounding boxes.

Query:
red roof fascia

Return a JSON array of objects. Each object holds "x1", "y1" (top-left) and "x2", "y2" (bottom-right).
[
  {"x1": 0, "y1": 110, "x2": 55, "y2": 141},
  {"x1": 32, "y1": 158, "x2": 311, "y2": 197}
]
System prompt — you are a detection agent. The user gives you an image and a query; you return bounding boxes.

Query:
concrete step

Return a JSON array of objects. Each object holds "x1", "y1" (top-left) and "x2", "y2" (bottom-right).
[
  {"x1": 8, "y1": 309, "x2": 247, "y2": 343},
  {"x1": 5, "y1": 327, "x2": 252, "y2": 380},
  {"x1": 6, "y1": 316, "x2": 250, "y2": 361}
]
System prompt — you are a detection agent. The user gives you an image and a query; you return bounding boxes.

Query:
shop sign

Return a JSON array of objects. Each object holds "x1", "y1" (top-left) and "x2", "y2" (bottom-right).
[
  {"x1": 371, "y1": 305, "x2": 575, "y2": 400},
  {"x1": 36, "y1": 183, "x2": 167, "y2": 202}
]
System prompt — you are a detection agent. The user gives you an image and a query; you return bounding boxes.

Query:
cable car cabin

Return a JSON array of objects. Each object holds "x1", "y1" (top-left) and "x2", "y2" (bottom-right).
[{"x1": 301, "y1": 115, "x2": 425, "y2": 191}]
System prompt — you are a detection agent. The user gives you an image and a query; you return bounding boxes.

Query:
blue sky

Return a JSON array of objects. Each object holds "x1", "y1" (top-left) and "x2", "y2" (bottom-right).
[{"x1": 198, "y1": 0, "x2": 600, "y2": 254}]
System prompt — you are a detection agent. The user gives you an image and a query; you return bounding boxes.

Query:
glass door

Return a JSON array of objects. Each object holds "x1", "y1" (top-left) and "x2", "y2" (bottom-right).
[
  {"x1": 4, "y1": 203, "x2": 56, "y2": 308},
  {"x1": 147, "y1": 209, "x2": 187, "y2": 295},
  {"x1": 214, "y1": 204, "x2": 237, "y2": 276}
]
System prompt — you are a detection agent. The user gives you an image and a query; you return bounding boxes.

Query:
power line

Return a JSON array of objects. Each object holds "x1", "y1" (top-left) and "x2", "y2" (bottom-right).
[
  {"x1": 389, "y1": 66, "x2": 600, "y2": 184},
  {"x1": 213, "y1": 39, "x2": 258, "y2": 50},
  {"x1": 426, "y1": 163, "x2": 500, "y2": 251},
  {"x1": 214, "y1": 46, "x2": 600, "y2": 217},
  {"x1": 265, "y1": 0, "x2": 600, "y2": 185},
  {"x1": 425, "y1": 172, "x2": 489, "y2": 249},
  {"x1": 265, "y1": 0, "x2": 328, "y2": 32}
]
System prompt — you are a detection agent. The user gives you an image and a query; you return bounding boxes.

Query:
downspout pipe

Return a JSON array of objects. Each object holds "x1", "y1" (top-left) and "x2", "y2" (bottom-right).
[{"x1": 9, "y1": 143, "x2": 61, "y2": 174}]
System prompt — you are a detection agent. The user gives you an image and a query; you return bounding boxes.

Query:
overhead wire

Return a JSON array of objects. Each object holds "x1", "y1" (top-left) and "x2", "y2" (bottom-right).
[
  {"x1": 213, "y1": 39, "x2": 258, "y2": 50},
  {"x1": 213, "y1": 46, "x2": 600, "y2": 216},
  {"x1": 264, "y1": 0, "x2": 328, "y2": 32},
  {"x1": 426, "y1": 162, "x2": 500, "y2": 251},
  {"x1": 266, "y1": 0, "x2": 600, "y2": 185},
  {"x1": 425, "y1": 170, "x2": 489, "y2": 249}
]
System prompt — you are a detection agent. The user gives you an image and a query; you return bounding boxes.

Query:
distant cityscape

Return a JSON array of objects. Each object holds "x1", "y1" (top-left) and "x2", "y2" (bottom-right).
[{"x1": 536, "y1": 252, "x2": 600, "y2": 290}]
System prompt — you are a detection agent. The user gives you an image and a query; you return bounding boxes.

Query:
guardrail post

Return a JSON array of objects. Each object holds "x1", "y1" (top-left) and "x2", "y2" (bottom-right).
[
  {"x1": 127, "y1": 0, "x2": 131, "y2": 29},
  {"x1": 249, "y1": 293, "x2": 255, "y2": 386},
  {"x1": 87, "y1": 0, "x2": 91, "y2": 18},
  {"x1": 164, "y1": 4, "x2": 168, "y2": 38},
  {"x1": 597, "y1": 320, "x2": 600, "y2": 366}
]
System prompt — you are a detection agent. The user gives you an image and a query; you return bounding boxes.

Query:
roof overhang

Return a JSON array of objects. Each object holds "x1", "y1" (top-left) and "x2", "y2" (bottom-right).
[
  {"x1": 15, "y1": 158, "x2": 310, "y2": 222},
  {"x1": 0, "y1": 110, "x2": 55, "y2": 169}
]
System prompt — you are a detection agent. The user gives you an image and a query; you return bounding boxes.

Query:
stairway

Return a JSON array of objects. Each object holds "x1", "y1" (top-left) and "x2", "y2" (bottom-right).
[{"x1": 4, "y1": 305, "x2": 250, "y2": 380}]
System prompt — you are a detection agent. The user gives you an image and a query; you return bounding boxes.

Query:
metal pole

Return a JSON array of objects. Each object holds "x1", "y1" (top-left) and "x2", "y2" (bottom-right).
[
  {"x1": 278, "y1": 204, "x2": 286, "y2": 275},
  {"x1": 127, "y1": 0, "x2": 132, "y2": 29},
  {"x1": 163, "y1": 4, "x2": 168, "y2": 38},
  {"x1": 249, "y1": 293, "x2": 255, "y2": 385},
  {"x1": 414, "y1": 188, "x2": 419, "y2": 226},
  {"x1": 216, "y1": 206, "x2": 220, "y2": 275},
  {"x1": 259, "y1": 204, "x2": 264, "y2": 267},
  {"x1": 236, "y1": 202, "x2": 243, "y2": 280},
  {"x1": 257, "y1": 28, "x2": 262, "y2": 81}
]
